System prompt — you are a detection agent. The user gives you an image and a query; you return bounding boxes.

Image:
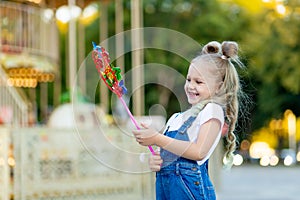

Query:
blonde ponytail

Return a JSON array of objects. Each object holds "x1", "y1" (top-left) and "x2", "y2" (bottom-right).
[
  {"x1": 197, "y1": 41, "x2": 245, "y2": 169},
  {"x1": 221, "y1": 41, "x2": 243, "y2": 169}
]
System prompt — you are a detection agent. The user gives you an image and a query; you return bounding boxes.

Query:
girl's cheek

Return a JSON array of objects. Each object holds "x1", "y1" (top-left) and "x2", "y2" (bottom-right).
[{"x1": 184, "y1": 83, "x2": 188, "y2": 91}]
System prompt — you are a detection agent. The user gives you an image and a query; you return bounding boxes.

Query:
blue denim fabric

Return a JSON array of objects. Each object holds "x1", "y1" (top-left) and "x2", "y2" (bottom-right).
[{"x1": 156, "y1": 116, "x2": 216, "y2": 200}]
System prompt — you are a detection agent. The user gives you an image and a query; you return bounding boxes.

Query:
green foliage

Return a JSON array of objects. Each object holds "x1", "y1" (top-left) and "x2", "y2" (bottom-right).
[
  {"x1": 245, "y1": 11, "x2": 300, "y2": 94},
  {"x1": 144, "y1": 0, "x2": 250, "y2": 42},
  {"x1": 142, "y1": 0, "x2": 251, "y2": 119},
  {"x1": 243, "y1": 2, "x2": 300, "y2": 128},
  {"x1": 78, "y1": 0, "x2": 300, "y2": 134}
]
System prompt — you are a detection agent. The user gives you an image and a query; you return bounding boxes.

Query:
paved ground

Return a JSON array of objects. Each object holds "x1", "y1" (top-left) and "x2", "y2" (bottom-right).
[{"x1": 216, "y1": 165, "x2": 300, "y2": 200}]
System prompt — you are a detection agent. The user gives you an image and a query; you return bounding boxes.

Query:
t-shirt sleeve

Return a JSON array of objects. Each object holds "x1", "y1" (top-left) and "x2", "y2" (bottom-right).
[
  {"x1": 199, "y1": 103, "x2": 224, "y2": 126},
  {"x1": 195, "y1": 103, "x2": 224, "y2": 165}
]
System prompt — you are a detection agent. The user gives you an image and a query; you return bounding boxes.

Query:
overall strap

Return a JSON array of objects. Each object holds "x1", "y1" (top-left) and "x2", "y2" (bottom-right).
[
  {"x1": 177, "y1": 101, "x2": 211, "y2": 135},
  {"x1": 178, "y1": 116, "x2": 197, "y2": 134}
]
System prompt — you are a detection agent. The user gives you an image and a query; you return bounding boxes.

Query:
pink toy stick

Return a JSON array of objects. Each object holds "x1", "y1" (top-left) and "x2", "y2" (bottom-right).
[
  {"x1": 119, "y1": 97, "x2": 155, "y2": 154},
  {"x1": 119, "y1": 96, "x2": 140, "y2": 129},
  {"x1": 92, "y1": 42, "x2": 155, "y2": 155}
]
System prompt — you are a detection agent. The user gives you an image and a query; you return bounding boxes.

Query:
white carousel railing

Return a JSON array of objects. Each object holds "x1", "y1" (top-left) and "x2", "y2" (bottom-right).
[
  {"x1": 0, "y1": 66, "x2": 28, "y2": 127},
  {"x1": 0, "y1": 1, "x2": 59, "y2": 62},
  {"x1": 0, "y1": 1, "x2": 59, "y2": 125}
]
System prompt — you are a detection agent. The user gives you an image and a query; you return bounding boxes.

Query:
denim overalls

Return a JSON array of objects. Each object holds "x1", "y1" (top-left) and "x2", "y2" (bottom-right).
[{"x1": 156, "y1": 115, "x2": 216, "y2": 200}]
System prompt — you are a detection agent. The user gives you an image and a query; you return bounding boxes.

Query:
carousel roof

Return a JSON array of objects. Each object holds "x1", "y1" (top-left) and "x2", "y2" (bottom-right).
[
  {"x1": 0, "y1": 53, "x2": 57, "y2": 73},
  {"x1": 44, "y1": 0, "x2": 98, "y2": 9},
  {"x1": 6, "y1": 0, "x2": 99, "y2": 8}
]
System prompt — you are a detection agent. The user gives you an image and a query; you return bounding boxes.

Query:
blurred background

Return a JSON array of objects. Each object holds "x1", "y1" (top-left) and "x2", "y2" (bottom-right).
[{"x1": 0, "y1": 0, "x2": 299, "y2": 199}]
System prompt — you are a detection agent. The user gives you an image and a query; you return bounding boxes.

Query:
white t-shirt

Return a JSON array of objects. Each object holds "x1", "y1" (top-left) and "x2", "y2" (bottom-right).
[{"x1": 163, "y1": 103, "x2": 224, "y2": 165}]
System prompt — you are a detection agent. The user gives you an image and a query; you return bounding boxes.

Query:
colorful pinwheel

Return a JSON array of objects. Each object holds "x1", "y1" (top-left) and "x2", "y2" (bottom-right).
[{"x1": 92, "y1": 42, "x2": 155, "y2": 155}]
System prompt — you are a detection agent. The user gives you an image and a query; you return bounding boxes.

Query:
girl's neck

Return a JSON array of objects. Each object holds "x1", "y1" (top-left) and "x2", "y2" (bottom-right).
[
  {"x1": 191, "y1": 100, "x2": 211, "y2": 111},
  {"x1": 183, "y1": 100, "x2": 211, "y2": 119}
]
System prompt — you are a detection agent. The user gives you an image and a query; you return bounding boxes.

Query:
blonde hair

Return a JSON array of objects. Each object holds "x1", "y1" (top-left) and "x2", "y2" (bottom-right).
[{"x1": 191, "y1": 41, "x2": 244, "y2": 168}]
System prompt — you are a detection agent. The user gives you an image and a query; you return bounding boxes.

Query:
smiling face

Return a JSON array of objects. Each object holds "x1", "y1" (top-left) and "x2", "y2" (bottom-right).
[{"x1": 184, "y1": 58, "x2": 222, "y2": 106}]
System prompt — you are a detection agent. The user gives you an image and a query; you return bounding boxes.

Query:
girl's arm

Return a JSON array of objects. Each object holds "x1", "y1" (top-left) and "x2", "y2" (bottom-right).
[{"x1": 133, "y1": 118, "x2": 221, "y2": 161}]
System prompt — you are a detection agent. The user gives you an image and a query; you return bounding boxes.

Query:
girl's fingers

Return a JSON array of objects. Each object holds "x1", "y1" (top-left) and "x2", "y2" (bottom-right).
[
  {"x1": 149, "y1": 150, "x2": 163, "y2": 172},
  {"x1": 150, "y1": 165, "x2": 161, "y2": 172},
  {"x1": 149, "y1": 161, "x2": 162, "y2": 171},
  {"x1": 132, "y1": 130, "x2": 140, "y2": 137},
  {"x1": 154, "y1": 159, "x2": 163, "y2": 166},
  {"x1": 149, "y1": 155, "x2": 163, "y2": 165},
  {"x1": 140, "y1": 123, "x2": 149, "y2": 129}
]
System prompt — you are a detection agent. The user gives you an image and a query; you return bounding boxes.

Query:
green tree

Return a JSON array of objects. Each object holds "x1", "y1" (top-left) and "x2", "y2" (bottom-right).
[
  {"x1": 142, "y1": 0, "x2": 251, "y2": 118},
  {"x1": 81, "y1": 0, "x2": 300, "y2": 136},
  {"x1": 243, "y1": 0, "x2": 300, "y2": 129}
]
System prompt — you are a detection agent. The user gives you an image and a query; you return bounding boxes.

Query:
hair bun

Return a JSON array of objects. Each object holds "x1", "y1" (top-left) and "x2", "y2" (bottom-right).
[
  {"x1": 221, "y1": 41, "x2": 238, "y2": 59},
  {"x1": 201, "y1": 41, "x2": 222, "y2": 54}
]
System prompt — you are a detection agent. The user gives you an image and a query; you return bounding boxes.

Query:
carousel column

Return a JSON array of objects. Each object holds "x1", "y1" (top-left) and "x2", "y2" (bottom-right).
[
  {"x1": 78, "y1": 19, "x2": 86, "y2": 96},
  {"x1": 51, "y1": 17, "x2": 61, "y2": 107},
  {"x1": 38, "y1": 13, "x2": 48, "y2": 122},
  {"x1": 99, "y1": 2, "x2": 109, "y2": 113},
  {"x1": 40, "y1": 83, "x2": 48, "y2": 122},
  {"x1": 68, "y1": 0, "x2": 77, "y2": 103},
  {"x1": 28, "y1": 87, "x2": 37, "y2": 124},
  {"x1": 115, "y1": 0, "x2": 124, "y2": 73},
  {"x1": 131, "y1": 0, "x2": 144, "y2": 116}
]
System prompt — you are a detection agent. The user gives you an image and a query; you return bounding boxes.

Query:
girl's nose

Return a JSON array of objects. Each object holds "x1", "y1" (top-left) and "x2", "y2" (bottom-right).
[{"x1": 187, "y1": 81, "x2": 195, "y2": 89}]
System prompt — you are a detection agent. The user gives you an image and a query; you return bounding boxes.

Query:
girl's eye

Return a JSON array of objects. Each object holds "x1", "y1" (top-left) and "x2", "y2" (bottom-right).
[
  {"x1": 196, "y1": 81, "x2": 203, "y2": 84},
  {"x1": 186, "y1": 78, "x2": 191, "y2": 82}
]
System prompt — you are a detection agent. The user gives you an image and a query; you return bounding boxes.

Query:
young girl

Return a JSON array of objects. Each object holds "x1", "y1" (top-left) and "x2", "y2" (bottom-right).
[{"x1": 133, "y1": 41, "x2": 243, "y2": 200}]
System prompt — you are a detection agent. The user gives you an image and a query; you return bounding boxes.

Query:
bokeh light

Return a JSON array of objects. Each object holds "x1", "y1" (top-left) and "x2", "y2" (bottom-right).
[
  {"x1": 284, "y1": 155, "x2": 294, "y2": 166},
  {"x1": 260, "y1": 155, "x2": 270, "y2": 166},
  {"x1": 55, "y1": 5, "x2": 82, "y2": 23},
  {"x1": 297, "y1": 151, "x2": 300, "y2": 162},
  {"x1": 269, "y1": 155, "x2": 279, "y2": 166},
  {"x1": 249, "y1": 141, "x2": 275, "y2": 159},
  {"x1": 233, "y1": 154, "x2": 244, "y2": 166}
]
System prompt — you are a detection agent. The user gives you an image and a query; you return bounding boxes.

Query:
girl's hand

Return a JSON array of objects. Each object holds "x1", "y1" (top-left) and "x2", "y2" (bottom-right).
[
  {"x1": 149, "y1": 151, "x2": 163, "y2": 172},
  {"x1": 132, "y1": 123, "x2": 160, "y2": 146}
]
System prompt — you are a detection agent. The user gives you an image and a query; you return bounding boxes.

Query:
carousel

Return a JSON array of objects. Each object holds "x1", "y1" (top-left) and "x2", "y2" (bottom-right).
[
  {"x1": 0, "y1": 1, "x2": 154, "y2": 200},
  {"x1": 0, "y1": 0, "x2": 97, "y2": 126}
]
